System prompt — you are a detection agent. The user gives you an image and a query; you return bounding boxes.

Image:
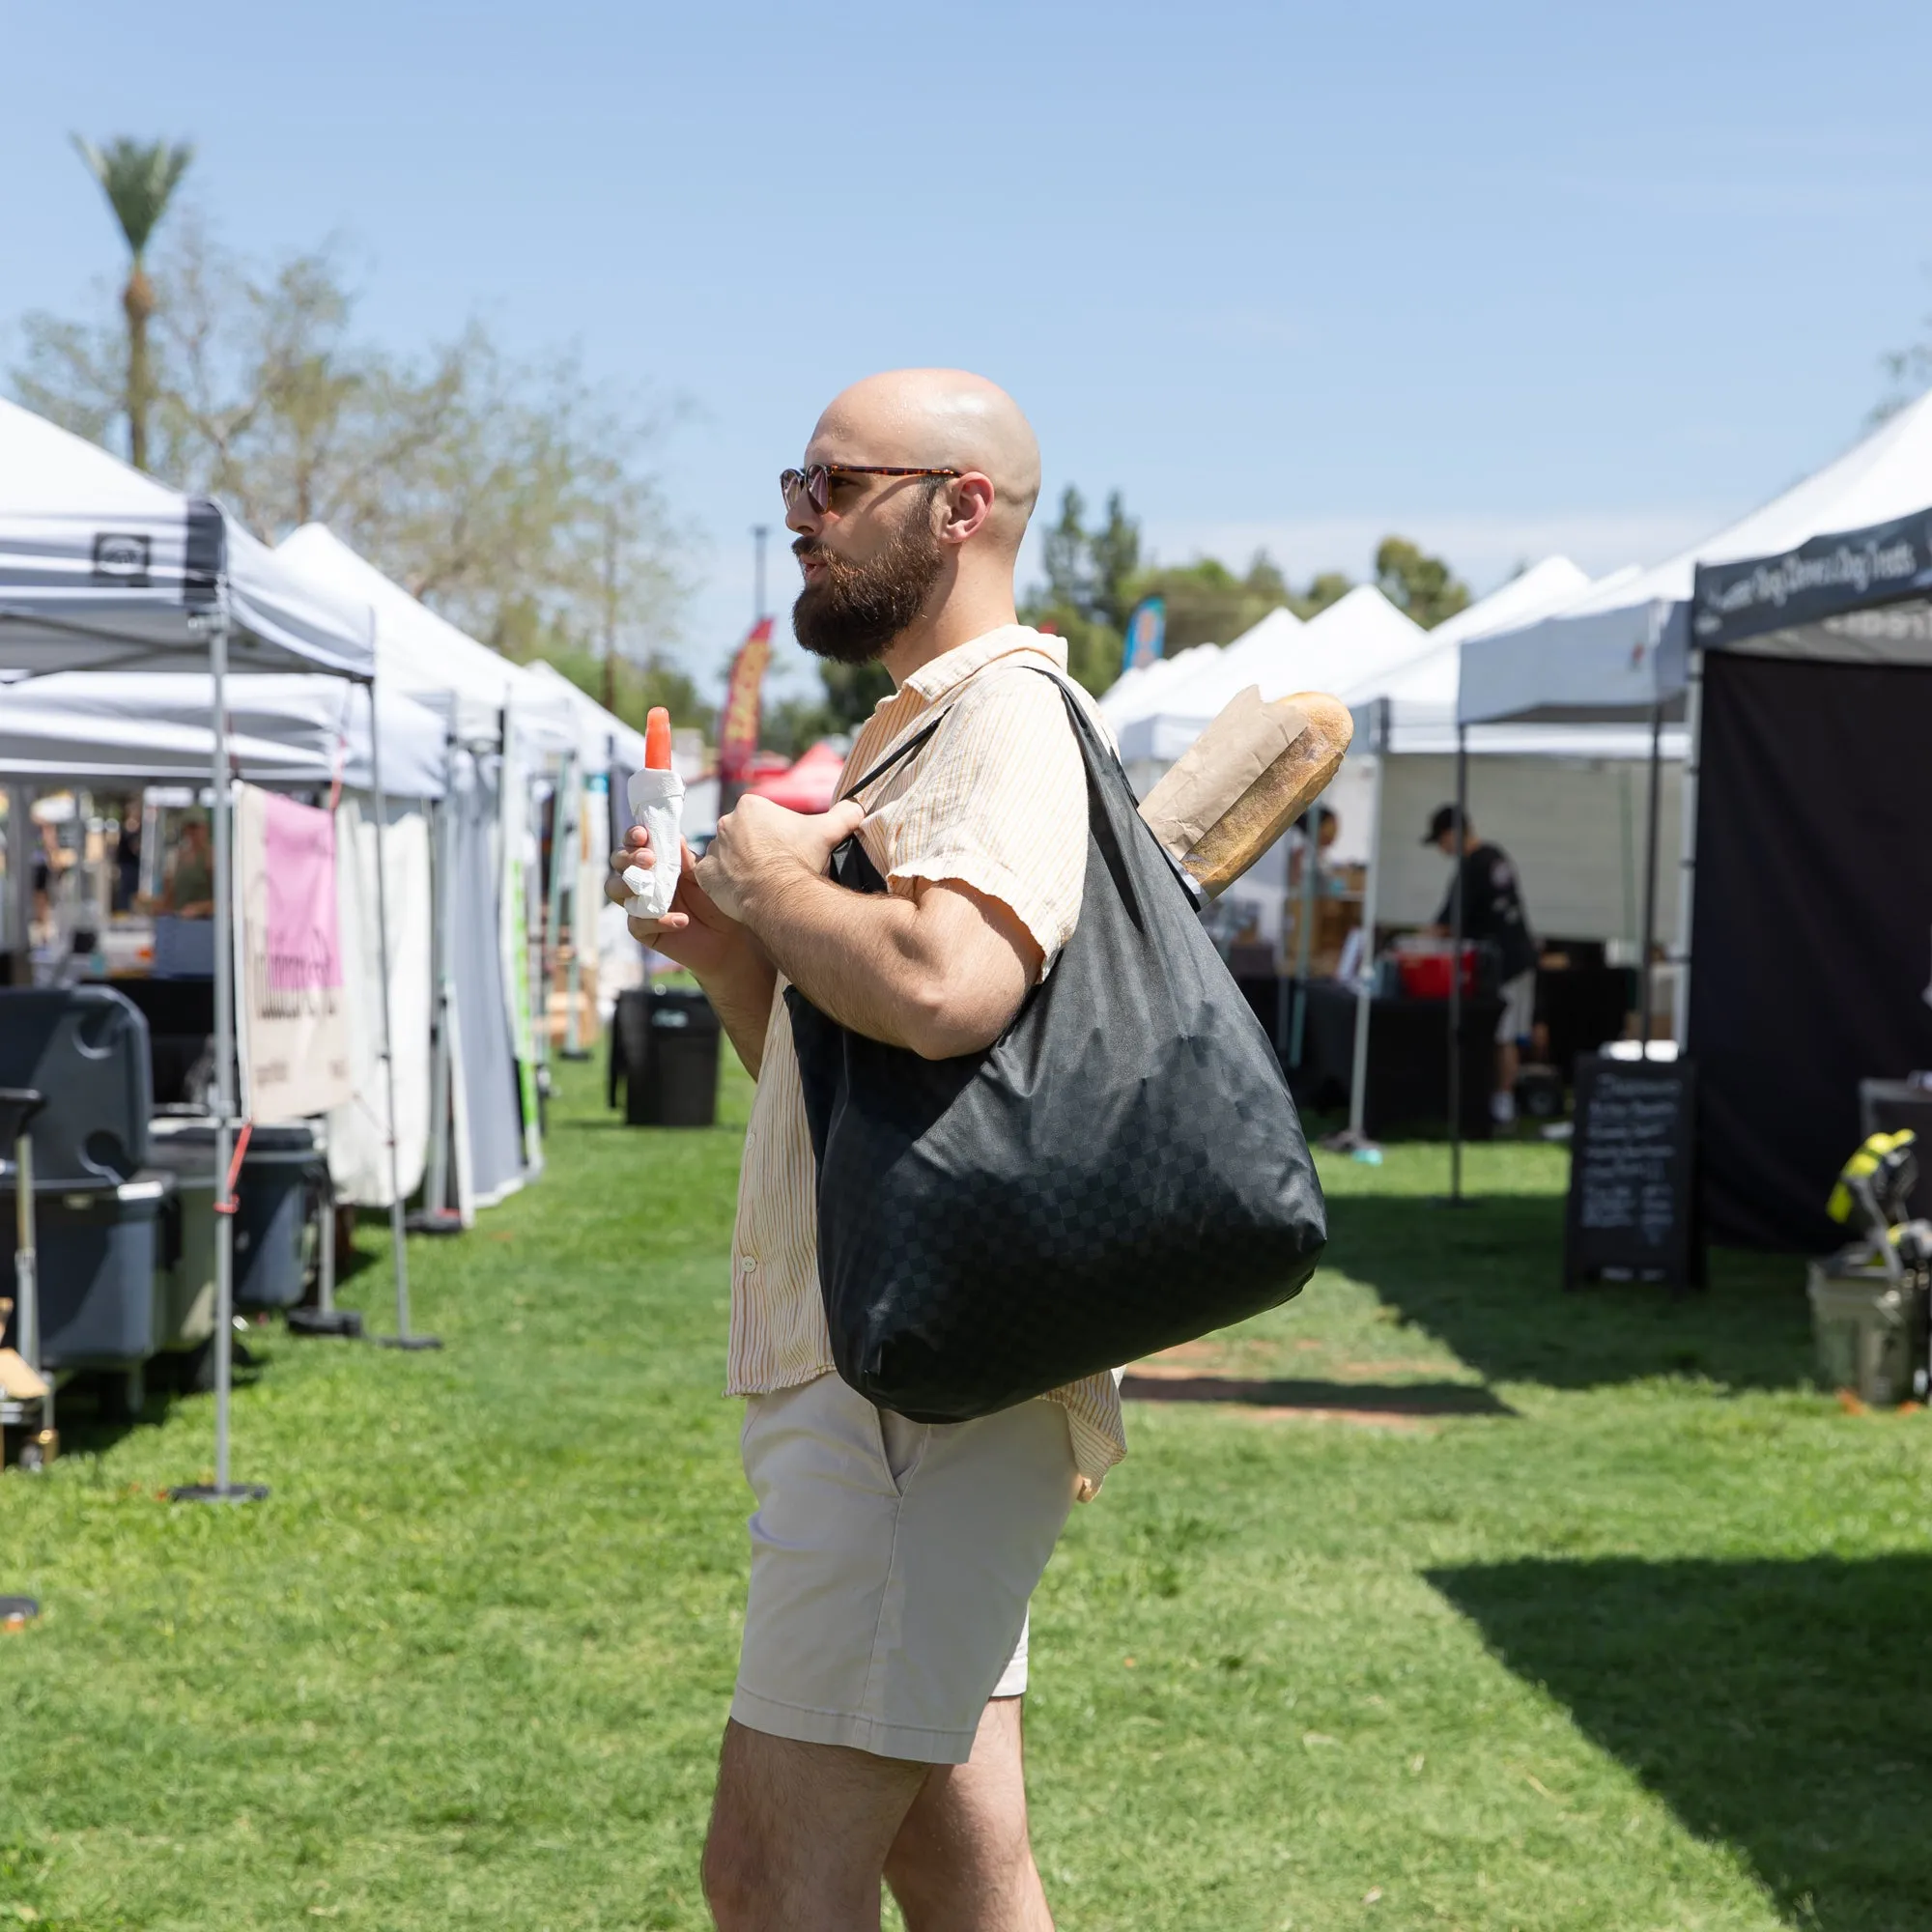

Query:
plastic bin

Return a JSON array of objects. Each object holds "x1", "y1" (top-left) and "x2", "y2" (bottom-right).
[
  {"x1": 143, "y1": 1139, "x2": 217, "y2": 1358},
  {"x1": 1, "y1": 1178, "x2": 164, "y2": 1370},
  {"x1": 611, "y1": 987, "x2": 721, "y2": 1127},
  {"x1": 149, "y1": 1121, "x2": 318, "y2": 1311},
  {"x1": 1807, "y1": 1256, "x2": 1926, "y2": 1406}
]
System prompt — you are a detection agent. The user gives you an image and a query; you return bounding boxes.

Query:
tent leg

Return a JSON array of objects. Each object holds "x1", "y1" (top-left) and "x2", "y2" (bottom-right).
[
  {"x1": 1672, "y1": 649, "x2": 1704, "y2": 1048},
  {"x1": 1637, "y1": 700, "x2": 1664, "y2": 1050},
  {"x1": 6, "y1": 785, "x2": 34, "y2": 985},
  {"x1": 171, "y1": 594, "x2": 266, "y2": 1504},
  {"x1": 560, "y1": 753, "x2": 589, "y2": 1061},
  {"x1": 1343, "y1": 698, "x2": 1388, "y2": 1148},
  {"x1": 410, "y1": 745, "x2": 463, "y2": 1236},
  {"x1": 1288, "y1": 781, "x2": 1321, "y2": 1067},
  {"x1": 369, "y1": 678, "x2": 440, "y2": 1353},
  {"x1": 1444, "y1": 724, "x2": 1468, "y2": 1205}
]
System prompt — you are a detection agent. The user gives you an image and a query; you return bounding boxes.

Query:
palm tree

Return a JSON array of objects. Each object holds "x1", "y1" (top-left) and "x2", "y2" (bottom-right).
[{"x1": 72, "y1": 135, "x2": 194, "y2": 472}]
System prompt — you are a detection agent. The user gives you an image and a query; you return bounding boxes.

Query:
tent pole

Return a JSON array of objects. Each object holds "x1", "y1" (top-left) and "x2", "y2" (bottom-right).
[
  {"x1": 417, "y1": 733, "x2": 458, "y2": 1229},
  {"x1": 1671, "y1": 649, "x2": 1705, "y2": 1048},
  {"x1": 6, "y1": 785, "x2": 32, "y2": 984},
  {"x1": 1346, "y1": 697, "x2": 1389, "y2": 1141},
  {"x1": 171, "y1": 587, "x2": 265, "y2": 1503},
  {"x1": 369, "y1": 673, "x2": 438, "y2": 1353},
  {"x1": 546, "y1": 752, "x2": 574, "y2": 1062},
  {"x1": 1288, "y1": 785, "x2": 1321, "y2": 1067},
  {"x1": 1637, "y1": 699, "x2": 1663, "y2": 1051},
  {"x1": 561, "y1": 751, "x2": 588, "y2": 1060},
  {"x1": 1447, "y1": 724, "x2": 1468, "y2": 1203}
]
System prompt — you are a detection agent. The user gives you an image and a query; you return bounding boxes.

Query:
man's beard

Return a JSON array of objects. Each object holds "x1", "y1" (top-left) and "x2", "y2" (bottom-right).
[{"x1": 791, "y1": 498, "x2": 945, "y2": 666}]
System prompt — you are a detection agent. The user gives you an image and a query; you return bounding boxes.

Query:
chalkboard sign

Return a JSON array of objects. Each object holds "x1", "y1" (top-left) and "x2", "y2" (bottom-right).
[{"x1": 1563, "y1": 1054, "x2": 1702, "y2": 1291}]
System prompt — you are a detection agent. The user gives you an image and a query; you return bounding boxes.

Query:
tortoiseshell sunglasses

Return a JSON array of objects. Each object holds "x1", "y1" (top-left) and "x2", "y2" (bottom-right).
[{"x1": 780, "y1": 463, "x2": 961, "y2": 513}]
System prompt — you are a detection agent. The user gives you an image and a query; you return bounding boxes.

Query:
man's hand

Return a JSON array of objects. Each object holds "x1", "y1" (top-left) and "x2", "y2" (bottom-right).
[
  {"x1": 605, "y1": 831, "x2": 753, "y2": 981},
  {"x1": 697, "y1": 796, "x2": 867, "y2": 925}
]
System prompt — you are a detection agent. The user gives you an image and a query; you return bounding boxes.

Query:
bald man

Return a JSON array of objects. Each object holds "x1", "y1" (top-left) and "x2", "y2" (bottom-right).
[{"x1": 609, "y1": 371, "x2": 1122, "y2": 1928}]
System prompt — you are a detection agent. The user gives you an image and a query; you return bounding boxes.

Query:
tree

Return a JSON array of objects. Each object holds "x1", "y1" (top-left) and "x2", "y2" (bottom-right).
[
  {"x1": 71, "y1": 134, "x2": 193, "y2": 471},
  {"x1": 1039, "y1": 486, "x2": 1092, "y2": 611},
  {"x1": 1374, "y1": 535, "x2": 1468, "y2": 630},
  {"x1": 1019, "y1": 485, "x2": 1379, "y2": 693},
  {"x1": 13, "y1": 220, "x2": 689, "y2": 671},
  {"x1": 1088, "y1": 491, "x2": 1142, "y2": 630}
]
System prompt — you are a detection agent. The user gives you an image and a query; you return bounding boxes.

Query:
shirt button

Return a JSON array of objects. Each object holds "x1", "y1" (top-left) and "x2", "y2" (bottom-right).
[{"x1": 740, "y1": 1257, "x2": 757, "y2": 1276}]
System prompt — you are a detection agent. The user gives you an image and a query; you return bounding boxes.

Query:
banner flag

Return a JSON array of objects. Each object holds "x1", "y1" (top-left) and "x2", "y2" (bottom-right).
[
  {"x1": 1122, "y1": 597, "x2": 1166, "y2": 673},
  {"x1": 237, "y1": 784, "x2": 353, "y2": 1122},
  {"x1": 718, "y1": 617, "x2": 776, "y2": 785}
]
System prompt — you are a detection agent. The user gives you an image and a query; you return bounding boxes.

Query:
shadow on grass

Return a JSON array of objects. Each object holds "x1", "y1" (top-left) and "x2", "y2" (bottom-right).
[
  {"x1": 1322, "y1": 1193, "x2": 1816, "y2": 1392},
  {"x1": 1121, "y1": 1374, "x2": 1513, "y2": 1417},
  {"x1": 1431, "y1": 1556, "x2": 1932, "y2": 1932}
]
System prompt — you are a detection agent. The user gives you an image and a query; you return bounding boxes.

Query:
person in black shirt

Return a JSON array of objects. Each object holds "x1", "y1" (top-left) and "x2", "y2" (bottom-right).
[{"x1": 1425, "y1": 805, "x2": 1537, "y2": 1124}]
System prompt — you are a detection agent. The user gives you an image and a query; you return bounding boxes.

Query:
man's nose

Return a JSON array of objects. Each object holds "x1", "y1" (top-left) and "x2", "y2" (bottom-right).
[{"x1": 784, "y1": 496, "x2": 820, "y2": 540}]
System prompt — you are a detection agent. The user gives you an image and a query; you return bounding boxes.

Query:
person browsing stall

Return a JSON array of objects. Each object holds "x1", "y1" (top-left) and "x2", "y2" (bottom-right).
[
  {"x1": 608, "y1": 369, "x2": 1119, "y2": 1930},
  {"x1": 1426, "y1": 804, "x2": 1537, "y2": 1125}
]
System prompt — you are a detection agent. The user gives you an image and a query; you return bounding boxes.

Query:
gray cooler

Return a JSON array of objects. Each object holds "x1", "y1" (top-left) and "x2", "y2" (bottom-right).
[
  {"x1": 149, "y1": 1120, "x2": 318, "y2": 1311},
  {"x1": 143, "y1": 1139, "x2": 218, "y2": 1367},
  {"x1": 1, "y1": 1177, "x2": 165, "y2": 1371}
]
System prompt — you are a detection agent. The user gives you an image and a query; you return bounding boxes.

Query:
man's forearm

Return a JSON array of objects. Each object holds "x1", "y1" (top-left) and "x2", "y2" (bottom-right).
[
  {"x1": 696, "y1": 949, "x2": 779, "y2": 1078},
  {"x1": 739, "y1": 869, "x2": 942, "y2": 1055}
]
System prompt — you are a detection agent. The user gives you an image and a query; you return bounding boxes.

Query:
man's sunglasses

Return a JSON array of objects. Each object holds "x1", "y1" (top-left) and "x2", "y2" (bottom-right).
[{"x1": 780, "y1": 463, "x2": 961, "y2": 514}]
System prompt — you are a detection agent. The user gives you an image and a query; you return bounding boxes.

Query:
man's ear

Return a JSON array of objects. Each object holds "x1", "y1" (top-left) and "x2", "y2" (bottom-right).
[{"x1": 939, "y1": 473, "x2": 995, "y2": 545}]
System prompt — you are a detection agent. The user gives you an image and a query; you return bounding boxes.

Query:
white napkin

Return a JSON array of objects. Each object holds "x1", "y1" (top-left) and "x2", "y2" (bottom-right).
[{"x1": 622, "y1": 768, "x2": 686, "y2": 919}]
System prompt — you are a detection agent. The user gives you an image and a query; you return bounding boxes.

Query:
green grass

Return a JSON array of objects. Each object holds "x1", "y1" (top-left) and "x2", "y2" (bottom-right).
[{"x1": 6, "y1": 1059, "x2": 1932, "y2": 1929}]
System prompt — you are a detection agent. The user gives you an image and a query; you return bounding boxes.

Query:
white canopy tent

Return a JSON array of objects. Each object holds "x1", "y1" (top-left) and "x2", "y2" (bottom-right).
[
  {"x1": 0, "y1": 671, "x2": 445, "y2": 795},
  {"x1": 272, "y1": 525, "x2": 575, "y2": 1217},
  {"x1": 1306, "y1": 557, "x2": 1694, "y2": 1150},
  {"x1": 1461, "y1": 385, "x2": 1932, "y2": 1037},
  {"x1": 0, "y1": 400, "x2": 370, "y2": 681},
  {"x1": 0, "y1": 399, "x2": 424, "y2": 1498},
  {"x1": 1460, "y1": 390, "x2": 1932, "y2": 731},
  {"x1": 275, "y1": 524, "x2": 577, "y2": 753},
  {"x1": 0, "y1": 672, "x2": 443, "y2": 1231},
  {"x1": 1114, "y1": 586, "x2": 1434, "y2": 778}
]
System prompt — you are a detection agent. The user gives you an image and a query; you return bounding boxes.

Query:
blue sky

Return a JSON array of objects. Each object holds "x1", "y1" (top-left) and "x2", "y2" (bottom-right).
[{"x1": 7, "y1": 0, "x2": 1931, "y2": 705}]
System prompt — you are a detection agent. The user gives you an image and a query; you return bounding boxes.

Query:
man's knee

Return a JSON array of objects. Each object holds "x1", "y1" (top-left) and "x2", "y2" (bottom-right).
[{"x1": 699, "y1": 1811, "x2": 765, "y2": 1929}]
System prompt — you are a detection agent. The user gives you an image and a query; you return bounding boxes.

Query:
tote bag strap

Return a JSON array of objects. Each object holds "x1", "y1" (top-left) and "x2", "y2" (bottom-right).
[{"x1": 838, "y1": 707, "x2": 953, "y2": 806}]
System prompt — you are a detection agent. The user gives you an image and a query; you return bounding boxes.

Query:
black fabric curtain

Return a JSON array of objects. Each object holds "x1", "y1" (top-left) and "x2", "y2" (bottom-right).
[{"x1": 1690, "y1": 652, "x2": 1932, "y2": 1249}]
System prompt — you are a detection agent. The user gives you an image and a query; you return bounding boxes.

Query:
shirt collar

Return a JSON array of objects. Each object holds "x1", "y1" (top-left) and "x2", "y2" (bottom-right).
[{"x1": 898, "y1": 624, "x2": 1068, "y2": 704}]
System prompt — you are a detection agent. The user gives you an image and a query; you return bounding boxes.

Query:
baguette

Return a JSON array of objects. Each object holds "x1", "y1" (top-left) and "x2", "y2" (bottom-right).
[
  {"x1": 1138, "y1": 688, "x2": 1353, "y2": 897},
  {"x1": 1182, "y1": 693, "x2": 1352, "y2": 894}
]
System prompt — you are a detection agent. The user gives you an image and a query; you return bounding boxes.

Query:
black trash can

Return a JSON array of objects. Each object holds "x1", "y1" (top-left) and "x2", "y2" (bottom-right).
[
  {"x1": 611, "y1": 986, "x2": 721, "y2": 1127},
  {"x1": 1, "y1": 1177, "x2": 164, "y2": 1370},
  {"x1": 148, "y1": 1122, "x2": 319, "y2": 1311}
]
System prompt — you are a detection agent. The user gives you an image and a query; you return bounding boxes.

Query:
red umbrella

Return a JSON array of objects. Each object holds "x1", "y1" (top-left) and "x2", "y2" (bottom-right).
[{"x1": 746, "y1": 740, "x2": 847, "y2": 813}]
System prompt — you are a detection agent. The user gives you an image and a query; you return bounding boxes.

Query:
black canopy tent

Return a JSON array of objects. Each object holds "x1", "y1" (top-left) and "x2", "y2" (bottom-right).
[{"x1": 1689, "y1": 509, "x2": 1932, "y2": 1248}]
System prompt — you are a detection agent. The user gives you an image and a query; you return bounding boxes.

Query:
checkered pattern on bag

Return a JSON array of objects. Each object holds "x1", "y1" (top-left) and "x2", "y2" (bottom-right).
[{"x1": 787, "y1": 675, "x2": 1327, "y2": 1423}]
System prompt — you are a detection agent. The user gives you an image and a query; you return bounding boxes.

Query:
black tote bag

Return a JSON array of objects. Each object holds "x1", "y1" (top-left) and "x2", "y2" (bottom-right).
[{"x1": 785, "y1": 670, "x2": 1326, "y2": 1423}]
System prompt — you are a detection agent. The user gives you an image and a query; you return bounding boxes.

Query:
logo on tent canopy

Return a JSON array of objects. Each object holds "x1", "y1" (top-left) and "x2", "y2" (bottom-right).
[{"x1": 91, "y1": 532, "x2": 151, "y2": 585}]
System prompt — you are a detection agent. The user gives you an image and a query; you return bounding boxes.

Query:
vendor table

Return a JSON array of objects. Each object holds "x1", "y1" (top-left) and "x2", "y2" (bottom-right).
[{"x1": 1294, "y1": 980, "x2": 1500, "y2": 1140}]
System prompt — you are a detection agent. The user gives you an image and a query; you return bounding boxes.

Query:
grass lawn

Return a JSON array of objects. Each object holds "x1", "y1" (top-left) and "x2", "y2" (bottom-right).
[{"x1": 6, "y1": 1054, "x2": 1932, "y2": 1930}]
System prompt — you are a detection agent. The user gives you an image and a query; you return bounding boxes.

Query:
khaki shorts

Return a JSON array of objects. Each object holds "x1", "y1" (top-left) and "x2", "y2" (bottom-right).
[{"x1": 730, "y1": 1370, "x2": 1077, "y2": 1766}]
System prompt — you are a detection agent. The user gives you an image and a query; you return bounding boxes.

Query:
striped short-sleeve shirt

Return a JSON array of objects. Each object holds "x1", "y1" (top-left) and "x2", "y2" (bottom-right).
[{"x1": 724, "y1": 624, "x2": 1127, "y2": 1497}]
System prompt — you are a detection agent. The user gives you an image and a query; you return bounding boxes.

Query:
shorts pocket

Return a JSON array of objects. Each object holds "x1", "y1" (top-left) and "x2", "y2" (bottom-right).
[{"x1": 871, "y1": 1402, "x2": 928, "y2": 1495}]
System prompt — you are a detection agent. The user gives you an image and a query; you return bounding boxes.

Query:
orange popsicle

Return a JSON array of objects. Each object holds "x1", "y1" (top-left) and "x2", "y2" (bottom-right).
[{"x1": 644, "y1": 707, "x2": 672, "y2": 771}]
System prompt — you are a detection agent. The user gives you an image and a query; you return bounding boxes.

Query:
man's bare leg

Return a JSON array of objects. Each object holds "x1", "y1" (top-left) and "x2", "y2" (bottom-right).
[
  {"x1": 884, "y1": 1698, "x2": 1053, "y2": 1932},
  {"x1": 702, "y1": 1720, "x2": 927, "y2": 1931}
]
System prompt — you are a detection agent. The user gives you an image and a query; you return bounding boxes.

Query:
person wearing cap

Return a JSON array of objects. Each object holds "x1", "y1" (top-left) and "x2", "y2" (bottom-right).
[{"x1": 1425, "y1": 804, "x2": 1536, "y2": 1124}]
